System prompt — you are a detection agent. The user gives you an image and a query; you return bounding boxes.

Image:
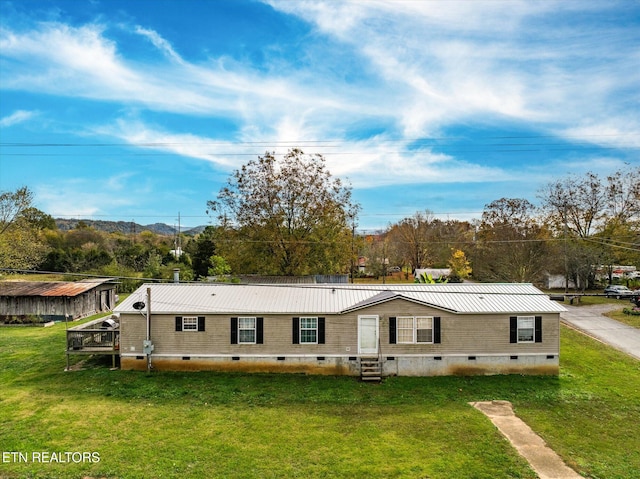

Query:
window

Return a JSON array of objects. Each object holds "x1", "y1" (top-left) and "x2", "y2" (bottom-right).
[
  {"x1": 238, "y1": 317, "x2": 256, "y2": 344},
  {"x1": 182, "y1": 316, "x2": 198, "y2": 331},
  {"x1": 292, "y1": 317, "x2": 325, "y2": 344},
  {"x1": 175, "y1": 316, "x2": 205, "y2": 332},
  {"x1": 510, "y1": 316, "x2": 541, "y2": 343},
  {"x1": 390, "y1": 316, "x2": 440, "y2": 344},
  {"x1": 416, "y1": 317, "x2": 433, "y2": 343},
  {"x1": 397, "y1": 317, "x2": 414, "y2": 343},
  {"x1": 300, "y1": 317, "x2": 318, "y2": 344},
  {"x1": 517, "y1": 316, "x2": 535, "y2": 343},
  {"x1": 231, "y1": 317, "x2": 263, "y2": 344},
  {"x1": 396, "y1": 316, "x2": 434, "y2": 344}
]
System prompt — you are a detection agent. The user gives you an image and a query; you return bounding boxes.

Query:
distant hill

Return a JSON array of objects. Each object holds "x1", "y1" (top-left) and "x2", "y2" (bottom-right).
[{"x1": 55, "y1": 219, "x2": 206, "y2": 236}]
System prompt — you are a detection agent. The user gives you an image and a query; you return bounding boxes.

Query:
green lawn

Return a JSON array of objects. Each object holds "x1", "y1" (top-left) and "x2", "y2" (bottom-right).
[{"x1": 1, "y1": 317, "x2": 639, "y2": 479}]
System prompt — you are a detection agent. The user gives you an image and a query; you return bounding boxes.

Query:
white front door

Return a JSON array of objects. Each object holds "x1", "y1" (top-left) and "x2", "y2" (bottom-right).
[{"x1": 358, "y1": 315, "x2": 379, "y2": 354}]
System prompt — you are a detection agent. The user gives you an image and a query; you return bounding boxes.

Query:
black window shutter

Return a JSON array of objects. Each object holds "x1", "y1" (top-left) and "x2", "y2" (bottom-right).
[
  {"x1": 433, "y1": 316, "x2": 441, "y2": 344},
  {"x1": 318, "y1": 317, "x2": 325, "y2": 344},
  {"x1": 175, "y1": 316, "x2": 182, "y2": 332},
  {"x1": 509, "y1": 316, "x2": 517, "y2": 343},
  {"x1": 389, "y1": 317, "x2": 396, "y2": 344},
  {"x1": 256, "y1": 317, "x2": 264, "y2": 344},
  {"x1": 198, "y1": 316, "x2": 205, "y2": 332},
  {"x1": 230, "y1": 317, "x2": 238, "y2": 344},
  {"x1": 292, "y1": 317, "x2": 300, "y2": 344},
  {"x1": 535, "y1": 316, "x2": 542, "y2": 343}
]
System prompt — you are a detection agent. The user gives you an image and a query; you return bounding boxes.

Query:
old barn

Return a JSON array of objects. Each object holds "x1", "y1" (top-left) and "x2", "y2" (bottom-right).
[{"x1": 0, "y1": 278, "x2": 117, "y2": 324}]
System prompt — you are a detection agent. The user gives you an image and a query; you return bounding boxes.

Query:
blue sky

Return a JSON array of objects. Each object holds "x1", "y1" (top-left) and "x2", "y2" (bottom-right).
[{"x1": 1, "y1": 0, "x2": 638, "y2": 231}]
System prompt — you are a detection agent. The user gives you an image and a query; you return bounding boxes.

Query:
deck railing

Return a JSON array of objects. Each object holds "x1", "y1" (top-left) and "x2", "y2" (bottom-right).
[
  {"x1": 67, "y1": 329, "x2": 120, "y2": 352},
  {"x1": 66, "y1": 316, "x2": 120, "y2": 354}
]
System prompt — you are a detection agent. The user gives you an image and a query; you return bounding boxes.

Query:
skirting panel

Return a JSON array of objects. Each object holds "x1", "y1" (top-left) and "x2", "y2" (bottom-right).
[
  {"x1": 120, "y1": 353, "x2": 559, "y2": 376},
  {"x1": 383, "y1": 354, "x2": 559, "y2": 376}
]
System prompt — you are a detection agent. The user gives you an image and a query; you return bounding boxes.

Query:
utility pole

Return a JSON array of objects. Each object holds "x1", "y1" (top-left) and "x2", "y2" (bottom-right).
[
  {"x1": 350, "y1": 218, "x2": 356, "y2": 284},
  {"x1": 564, "y1": 202, "x2": 569, "y2": 293},
  {"x1": 145, "y1": 287, "x2": 153, "y2": 372}
]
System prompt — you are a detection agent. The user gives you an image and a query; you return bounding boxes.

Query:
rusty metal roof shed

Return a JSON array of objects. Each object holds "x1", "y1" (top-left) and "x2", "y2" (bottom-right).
[{"x1": 0, "y1": 278, "x2": 114, "y2": 298}]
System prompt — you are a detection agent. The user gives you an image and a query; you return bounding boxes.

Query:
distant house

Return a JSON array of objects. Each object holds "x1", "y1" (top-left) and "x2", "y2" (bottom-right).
[
  {"x1": 544, "y1": 274, "x2": 577, "y2": 290},
  {"x1": 114, "y1": 282, "x2": 565, "y2": 378},
  {"x1": 0, "y1": 278, "x2": 117, "y2": 323}
]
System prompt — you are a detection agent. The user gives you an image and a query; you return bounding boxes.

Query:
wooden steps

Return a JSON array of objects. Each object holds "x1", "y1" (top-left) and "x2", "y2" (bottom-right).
[{"x1": 360, "y1": 357, "x2": 382, "y2": 382}]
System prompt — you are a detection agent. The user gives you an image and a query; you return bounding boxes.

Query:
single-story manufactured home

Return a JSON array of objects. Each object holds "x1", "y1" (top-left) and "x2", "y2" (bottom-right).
[
  {"x1": 0, "y1": 278, "x2": 117, "y2": 324},
  {"x1": 114, "y1": 282, "x2": 565, "y2": 378}
]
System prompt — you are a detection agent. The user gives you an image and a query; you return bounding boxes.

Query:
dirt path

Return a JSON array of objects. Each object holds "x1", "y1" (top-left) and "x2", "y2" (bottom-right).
[{"x1": 470, "y1": 400, "x2": 581, "y2": 479}]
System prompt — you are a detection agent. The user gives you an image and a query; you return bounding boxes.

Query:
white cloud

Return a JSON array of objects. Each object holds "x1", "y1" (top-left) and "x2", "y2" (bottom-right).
[
  {"x1": 35, "y1": 176, "x2": 139, "y2": 218},
  {"x1": 134, "y1": 26, "x2": 185, "y2": 64},
  {"x1": 1, "y1": 1, "x2": 636, "y2": 195},
  {"x1": 96, "y1": 119, "x2": 246, "y2": 169},
  {"x1": 267, "y1": 0, "x2": 638, "y2": 147},
  {"x1": 0, "y1": 110, "x2": 38, "y2": 127}
]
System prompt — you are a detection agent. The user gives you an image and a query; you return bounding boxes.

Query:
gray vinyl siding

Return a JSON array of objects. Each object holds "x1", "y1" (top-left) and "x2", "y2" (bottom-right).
[
  {"x1": 121, "y1": 313, "x2": 357, "y2": 356},
  {"x1": 362, "y1": 299, "x2": 559, "y2": 355},
  {"x1": 120, "y1": 298, "x2": 559, "y2": 357}
]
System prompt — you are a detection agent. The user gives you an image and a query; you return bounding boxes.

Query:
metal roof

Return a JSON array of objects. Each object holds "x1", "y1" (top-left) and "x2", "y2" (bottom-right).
[
  {"x1": 0, "y1": 279, "x2": 114, "y2": 297},
  {"x1": 114, "y1": 283, "x2": 566, "y2": 315}
]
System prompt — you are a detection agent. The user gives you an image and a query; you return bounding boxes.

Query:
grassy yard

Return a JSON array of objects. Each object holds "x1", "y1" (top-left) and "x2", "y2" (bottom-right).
[
  {"x1": 606, "y1": 307, "x2": 640, "y2": 329},
  {"x1": 1, "y1": 317, "x2": 639, "y2": 479}
]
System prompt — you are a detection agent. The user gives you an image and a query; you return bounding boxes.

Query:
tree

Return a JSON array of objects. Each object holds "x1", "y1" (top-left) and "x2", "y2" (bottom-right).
[
  {"x1": 20, "y1": 207, "x2": 57, "y2": 231},
  {"x1": 448, "y1": 248, "x2": 472, "y2": 281},
  {"x1": 387, "y1": 212, "x2": 474, "y2": 275},
  {"x1": 360, "y1": 232, "x2": 390, "y2": 279},
  {"x1": 208, "y1": 255, "x2": 231, "y2": 276},
  {"x1": 539, "y1": 172, "x2": 606, "y2": 238},
  {"x1": 474, "y1": 198, "x2": 551, "y2": 283},
  {"x1": 0, "y1": 186, "x2": 33, "y2": 235},
  {"x1": 208, "y1": 149, "x2": 359, "y2": 276},
  {"x1": 386, "y1": 211, "x2": 434, "y2": 272},
  {"x1": 186, "y1": 226, "x2": 219, "y2": 279},
  {"x1": 539, "y1": 167, "x2": 640, "y2": 288},
  {"x1": 0, "y1": 187, "x2": 50, "y2": 270},
  {"x1": 604, "y1": 165, "x2": 640, "y2": 226}
]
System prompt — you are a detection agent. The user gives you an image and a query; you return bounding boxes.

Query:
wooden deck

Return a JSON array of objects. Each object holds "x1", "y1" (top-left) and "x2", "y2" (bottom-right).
[{"x1": 66, "y1": 316, "x2": 120, "y2": 368}]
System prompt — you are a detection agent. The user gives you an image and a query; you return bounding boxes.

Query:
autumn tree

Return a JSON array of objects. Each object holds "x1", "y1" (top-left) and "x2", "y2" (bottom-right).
[
  {"x1": 474, "y1": 198, "x2": 551, "y2": 283},
  {"x1": 448, "y1": 248, "x2": 472, "y2": 282},
  {"x1": 359, "y1": 232, "x2": 390, "y2": 279},
  {"x1": 387, "y1": 211, "x2": 474, "y2": 274},
  {"x1": 538, "y1": 167, "x2": 640, "y2": 287},
  {"x1": 207, "y1": 149, "x2": 359, "y2": 276},
  {"x1": 386, "y1": 211, "x2": 434, "y2": 271}
]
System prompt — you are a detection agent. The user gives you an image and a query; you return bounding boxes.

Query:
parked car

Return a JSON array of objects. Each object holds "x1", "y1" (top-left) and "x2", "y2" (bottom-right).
[{"x1": 603, "y1": 285, "x2": 635, "y2": 299}]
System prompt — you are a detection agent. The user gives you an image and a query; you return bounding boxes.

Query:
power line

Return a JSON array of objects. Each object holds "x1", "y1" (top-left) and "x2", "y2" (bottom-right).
[{"x1": 2, "y1": 132, "x2": 638, "y2": 147}]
